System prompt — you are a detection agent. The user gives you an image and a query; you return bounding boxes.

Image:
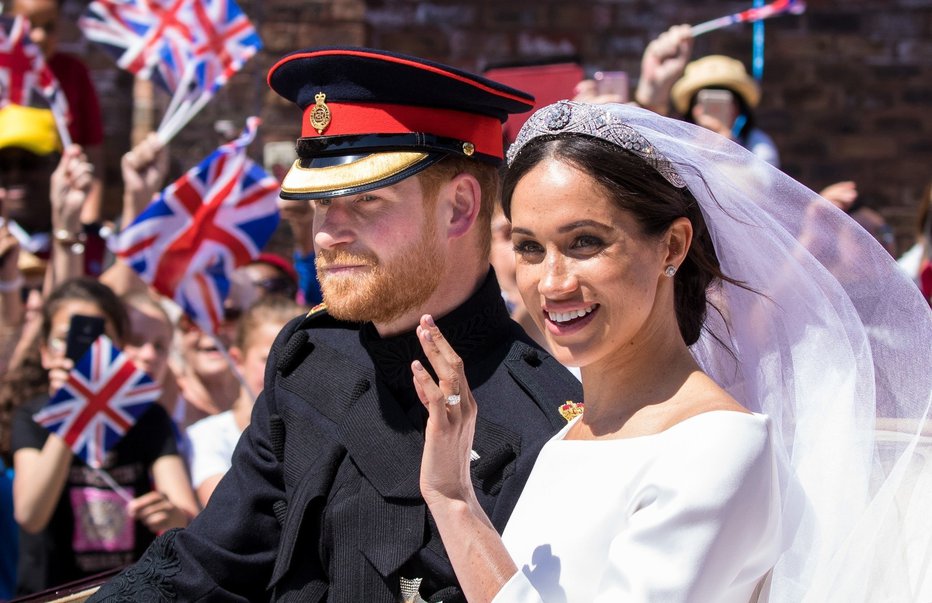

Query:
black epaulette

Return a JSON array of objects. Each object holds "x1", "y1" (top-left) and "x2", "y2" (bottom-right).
[
  {"x1": 297, "y1": 302, "x2": 332, "y2": 328},
  {"x1": 279, "y1": 303, "x2": 362, "y2": 376},
  {"x1": 295, "y1": 303, "x2": 361, "y2": 333},
  {"x1": 276, "y1": 304, "x2": 331, "y2": 377}
]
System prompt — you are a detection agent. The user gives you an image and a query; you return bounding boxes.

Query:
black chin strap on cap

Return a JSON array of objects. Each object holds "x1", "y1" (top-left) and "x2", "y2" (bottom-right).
[{"x1": 295, "y1": 133, "x2": 501, "y2": 165}]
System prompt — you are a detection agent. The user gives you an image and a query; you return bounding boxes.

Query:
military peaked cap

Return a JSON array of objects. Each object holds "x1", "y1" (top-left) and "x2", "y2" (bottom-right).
[{"x1": 267, "y1": 47, "x2": 535, "y2": 200}]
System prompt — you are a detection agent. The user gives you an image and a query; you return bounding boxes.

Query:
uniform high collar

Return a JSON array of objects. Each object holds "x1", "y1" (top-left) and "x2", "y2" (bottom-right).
[{"x1": 359, "y1": 269, "x2": 512, "y2": 388}]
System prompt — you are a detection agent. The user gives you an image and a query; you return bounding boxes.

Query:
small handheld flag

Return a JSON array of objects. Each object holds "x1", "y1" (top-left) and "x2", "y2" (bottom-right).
[
  {"x1": 33, "y1": 335, "x2": 162, "y2": 469},
  {"x1": 691, "y1": 0, "x2": 806, "y2": 37},
  {"x1": 0, "y1": 15, "x2": 72, "y2": 146},
  {"x1": 79, "y1": 0, "x2": 262, "y2": 144},
  {"x1": 112, "y1": 117, "x2": 280, "y2": 334}
]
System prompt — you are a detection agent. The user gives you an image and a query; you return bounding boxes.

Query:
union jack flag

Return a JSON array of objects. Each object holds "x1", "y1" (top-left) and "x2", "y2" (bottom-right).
[
  {"x1": 79, "y1": 0, "x2": 262, "y2": 95},
  {"x1": 184, "y1": 0, "x2": 262, "y2": 95},
  {"x1": 112, "y1": 118, "x2": 280, "y2": 333},
  {"x1": 0, "y1": 15, "x2": 69, "y2": 117},
  {"x1": 33, "y1": 336, "x2": 162, "y2": 469}
]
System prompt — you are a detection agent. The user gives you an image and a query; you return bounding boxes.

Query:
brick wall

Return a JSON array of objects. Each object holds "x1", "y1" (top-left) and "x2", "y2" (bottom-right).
[{"x1": 64, "y1": 0, "x2": 931, "y2": 253}]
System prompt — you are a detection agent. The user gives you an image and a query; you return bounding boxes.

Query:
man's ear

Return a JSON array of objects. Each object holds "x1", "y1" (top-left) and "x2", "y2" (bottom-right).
[
  {"x1": 442, "y1": 172, "x2": 482, "y2": 239},
  {"x1": 663, "y1": 217, "x2": 693, "y2": 270}
]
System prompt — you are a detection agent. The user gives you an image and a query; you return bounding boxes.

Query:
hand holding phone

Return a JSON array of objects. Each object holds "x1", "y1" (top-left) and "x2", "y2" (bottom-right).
[
  {"x1": 594, "y1": 71, "x2": 630, "y2": 103},
  {"x1": 696, "y1": 89, "x2": 737, "y2": 128},
  {"x1": 66, "y1": 314, "x2": 106, "y2": 362}
]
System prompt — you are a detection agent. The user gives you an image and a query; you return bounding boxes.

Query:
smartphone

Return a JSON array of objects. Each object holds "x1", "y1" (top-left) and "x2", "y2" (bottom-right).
[
  {"x1": 66, "y1": 314, "x2": 106, "y2": 362},
  {"x1": 696, "y1": 89, "x2": 736, "y2": 125},
  {"x1": 594, "y1": 71, "x2": 629, "y2": 102}
]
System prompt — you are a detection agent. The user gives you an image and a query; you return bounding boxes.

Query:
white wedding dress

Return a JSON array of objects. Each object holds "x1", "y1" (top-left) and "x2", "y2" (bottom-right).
[{"x1": 497, "y1": 411, "x2": 784, "y2": 603}]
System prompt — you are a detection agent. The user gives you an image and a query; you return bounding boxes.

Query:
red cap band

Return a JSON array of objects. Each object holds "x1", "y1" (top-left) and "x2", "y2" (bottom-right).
[{"x1": 301, "y1": 102, "x2": 504, "y2": 159}]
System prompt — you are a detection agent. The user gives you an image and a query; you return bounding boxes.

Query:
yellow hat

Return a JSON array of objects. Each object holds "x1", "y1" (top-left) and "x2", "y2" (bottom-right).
[
  {"x1": 670, "y1": 55, "x2": 761, "y2": 115},
  {"x1": 0, "y1": 105, "x2": 61, "y2": 156}
]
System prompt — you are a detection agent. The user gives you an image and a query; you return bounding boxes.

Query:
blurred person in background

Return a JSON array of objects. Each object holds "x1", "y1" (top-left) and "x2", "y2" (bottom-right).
[
  {"x1": 0, "y1": 105, "x2": 91, "y2": 291},
  {"x1": 489, "y1": 205, "x2": 547, "y2": 349},
  {"x1": 11, "y1": 0, "x2": 107, "y2": 275},
  {"x1": 671, "y1": 54, "x2": 781, "y2": 167},
  {"x1": 573, "y1": 29, "x2": 779, "y2": 167},
  {"x1": 171, "y1": 303, "x2": 244, "y2": 429},
  {"x1": 237, "y1": 252, "x2": 300, "y2": 302},
  {"x1": 0, "y1": 105, "x2": 60, "y2": 243},
  {"x1": 629, "y1": 28, "x2": 881, "y2": 236},
  {"x1": 278, "y1": 196, "x2": 324, "y2": 306},
  {"x1": 9, "y1": 278, "x2": 198, "y2": 595},
  {"x1": 119, "y1": 291, "x2": 199, "y2": 462},
  {"x1": 187, "y1": 296, "x2": 303, "y2": 507},
  {"x1": 1, "y1": 115, "x2": 94, "y2": 468}
]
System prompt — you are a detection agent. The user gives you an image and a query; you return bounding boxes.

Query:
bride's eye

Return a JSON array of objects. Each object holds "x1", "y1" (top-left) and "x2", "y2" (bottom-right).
[
  {"x1": 571, "y1": 235, "x2": 605, "y2": 251},
  {"x1": 513, "y1": 239, "x2": 544, "y2": 256}
]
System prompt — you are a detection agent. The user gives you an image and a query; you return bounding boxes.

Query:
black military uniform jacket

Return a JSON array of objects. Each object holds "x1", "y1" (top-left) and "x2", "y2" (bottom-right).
[{"x1": 90, "y1": 272, "x2": 582, "y2": 602}]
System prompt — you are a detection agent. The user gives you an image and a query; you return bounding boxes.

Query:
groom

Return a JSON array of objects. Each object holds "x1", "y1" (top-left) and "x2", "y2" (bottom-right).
[{"x1": 89, "y1": 48, "x2": 581, "y2": 602}]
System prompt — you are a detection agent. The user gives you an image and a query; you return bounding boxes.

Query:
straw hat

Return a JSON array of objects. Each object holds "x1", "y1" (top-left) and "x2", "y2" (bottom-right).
[
  {"x1": 18, "y1": 249, "x2": 48, "y2": 276},
  {"x1": 670, "y1": 55, "x2": 761, "y2": 115}
]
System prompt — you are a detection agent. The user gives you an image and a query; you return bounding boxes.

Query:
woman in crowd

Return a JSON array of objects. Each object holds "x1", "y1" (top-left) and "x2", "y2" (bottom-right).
[
  {"x1": 670, "y1": 54, "x2": 780, "y2": 167},
  {"x1": 9, "y1": 278, "x2": 199, "y2": 595},
  {"x1": 414, "y1": 102, "x2": 932, "y2": 601},
  {"x1": 187, "y1": 295, "x2": 302, "y2": 506}
]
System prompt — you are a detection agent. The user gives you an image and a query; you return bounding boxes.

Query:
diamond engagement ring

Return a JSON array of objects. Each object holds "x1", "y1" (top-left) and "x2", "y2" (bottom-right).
[{"x1": 445, "y1": 394, "x2": 462, "y2": 406}]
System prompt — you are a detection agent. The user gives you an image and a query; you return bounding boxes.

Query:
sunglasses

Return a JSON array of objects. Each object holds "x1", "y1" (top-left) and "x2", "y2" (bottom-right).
[
  {"x1": 178, "y1": 306, "x2": 242, "y2": 334},
  {"x1": 0, "y1": 148, "x2": 57, "y2": 176},
  {"x1": 253, "y1": 276, "x2": 297, "y2": 298}
]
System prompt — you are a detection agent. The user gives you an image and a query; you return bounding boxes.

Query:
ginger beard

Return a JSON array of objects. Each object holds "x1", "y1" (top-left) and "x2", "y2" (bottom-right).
[{"x1": 315, "y1": 212, "x2": 445, "y2": 324}]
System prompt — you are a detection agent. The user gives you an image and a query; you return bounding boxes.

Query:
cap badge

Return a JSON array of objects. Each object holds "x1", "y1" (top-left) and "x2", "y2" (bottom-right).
[
  {"x1": 462, "y1": 142, "x2": 475, "y2": 156},
  {"x1": 310, "y1": 92, "x2": 331, "y2": 134}
]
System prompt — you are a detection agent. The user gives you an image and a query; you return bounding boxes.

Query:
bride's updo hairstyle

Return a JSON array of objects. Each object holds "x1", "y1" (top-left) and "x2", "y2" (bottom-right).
[{"x1": 502, "y1": 133, "x2": 733, "y2": 346}]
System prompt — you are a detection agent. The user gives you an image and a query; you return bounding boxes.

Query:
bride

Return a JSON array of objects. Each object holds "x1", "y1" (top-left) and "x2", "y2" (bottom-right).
[{"x1": 411, "y1": 101, "x2": 932, "y2": 602}]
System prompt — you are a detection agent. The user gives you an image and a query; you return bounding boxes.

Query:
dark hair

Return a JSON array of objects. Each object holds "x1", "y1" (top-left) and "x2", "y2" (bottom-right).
[
  {"x1": 41, "y1": 278, "x2": 129, "y2": 343},
  {"x1": 502, "y1": 134, "x2": 736, "y2": 346}
]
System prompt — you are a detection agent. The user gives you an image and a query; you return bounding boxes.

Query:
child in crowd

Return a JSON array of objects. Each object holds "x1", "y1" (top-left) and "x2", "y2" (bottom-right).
[
  {"x1": 186, "y1": 296, "x2": 303, "y2": 506},
  {"x1": 9, "y1": 278, "x2": 198, "y2": 595}
]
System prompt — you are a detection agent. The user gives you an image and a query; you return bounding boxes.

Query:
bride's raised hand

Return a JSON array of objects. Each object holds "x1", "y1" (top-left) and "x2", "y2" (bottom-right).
[{"x1": 412, "y1": 314, "x2": 478, "y2": 508}]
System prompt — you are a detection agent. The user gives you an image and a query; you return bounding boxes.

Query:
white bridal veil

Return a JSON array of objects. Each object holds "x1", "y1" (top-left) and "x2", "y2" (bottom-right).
[{"x1": 509, "y1": 102, "x2": 932, "y2": 602}]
